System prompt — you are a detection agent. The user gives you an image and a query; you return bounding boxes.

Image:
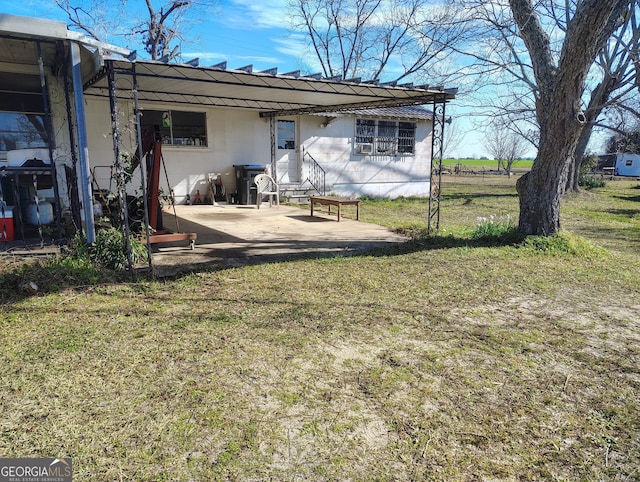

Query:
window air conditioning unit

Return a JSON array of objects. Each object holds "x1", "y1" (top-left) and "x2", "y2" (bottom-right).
[{"x1": 358, "y1": 143, "x2": 373, "y2": 154}]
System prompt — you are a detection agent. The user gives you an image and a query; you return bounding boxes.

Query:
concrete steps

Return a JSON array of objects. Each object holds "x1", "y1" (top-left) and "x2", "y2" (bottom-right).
[{"x1": 279, "y1": 182, "x2": 324, "y2": 204}]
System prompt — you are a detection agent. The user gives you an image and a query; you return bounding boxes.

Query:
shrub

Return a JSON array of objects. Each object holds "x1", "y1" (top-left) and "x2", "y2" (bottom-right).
[
  {"x1": 91, "y1": 227, "x2": 148, "y2": 270},
  {"x1": 579, "y1": 175, "x2": 606, "y2": 189},
  {"x1": 579, "y1": 154, "x2": 606, "y2": 189}
]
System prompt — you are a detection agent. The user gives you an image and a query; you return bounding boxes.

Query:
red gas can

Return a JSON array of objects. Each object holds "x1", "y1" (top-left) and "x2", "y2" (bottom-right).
[{"x1": 0, "y1": 207, "x2": 15, "y2": 241}]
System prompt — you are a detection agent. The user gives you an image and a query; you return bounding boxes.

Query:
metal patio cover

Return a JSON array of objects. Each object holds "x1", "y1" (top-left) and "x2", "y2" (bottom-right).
[{"x1": 83, "y1": 57, "x2": 457, "y2": 117}]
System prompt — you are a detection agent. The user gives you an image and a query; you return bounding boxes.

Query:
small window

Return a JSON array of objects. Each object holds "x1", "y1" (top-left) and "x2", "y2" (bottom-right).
[
  {"x1": 354, "y1": 119, "x2": 416, "y2": 155},
  {"x1": 0, "y1": 73, "x2": 50, "y2": 160},
  {"x1": 277, "y1": 120, "x2": 296, "y2": 149},
  {"x1": 140, "y1": 109, "x2": 207, "y2": 146},
  {"x1": 398, "y1": 122, "x2": 416, "y2": 154},
  {"x1": 625, "y1": 159, "x2": 633, "y2": 166},
  {"x1": 0, "y1": 113, "x2": 49, "y2": 158}
]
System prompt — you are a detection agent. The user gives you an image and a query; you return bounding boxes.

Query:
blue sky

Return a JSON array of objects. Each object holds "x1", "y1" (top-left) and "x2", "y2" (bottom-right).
[{"x1": 1, "y1": 0, "x2": 490, "y2": 158}]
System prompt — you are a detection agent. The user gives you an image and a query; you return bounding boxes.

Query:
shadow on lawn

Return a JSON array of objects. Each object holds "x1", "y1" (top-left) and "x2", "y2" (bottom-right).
[
  {"x1": 442, "y1": 192, "x2": 518, "y2": 203},
  {"x1": 357, "y1": 232, "x2": 526, "y2": 259},
  {"x1": 0, "y1": 232, "x2": 524, "y2": 303},
  {"x1": 605, "y1": 207, "x2": 640, "y2": 217},
  {"x1": 612, "y1": 195, "x2": 640, "y2": 204}
]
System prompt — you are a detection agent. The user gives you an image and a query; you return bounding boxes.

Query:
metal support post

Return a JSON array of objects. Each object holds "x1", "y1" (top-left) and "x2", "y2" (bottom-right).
[
  {"x1": 269, "y1": 114, "x2": 276, "y2": 180},
  {"x1": 107, "y1": 64, "x2": 133, "y2": 270},
  {"x1": 428, "y1": 96, "x2": 447, "y2": 234},
  {"x1": 132, "y1": 63, "x2": 153, "y2": 269},
  {"x1": 37, "y1": 41, "x2": 62, "y2": 241},
  {"x1": 70, "y1": 41, "x2": 96, "y2": 243},
  {"x1": 61, "y1": 40, "x2": 82, "y2": 234}
]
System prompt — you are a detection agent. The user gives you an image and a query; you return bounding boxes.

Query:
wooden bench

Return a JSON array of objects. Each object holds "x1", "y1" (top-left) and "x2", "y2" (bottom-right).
[{"x1": 310, "y1": 196, "x2": 360, "y2": 222}]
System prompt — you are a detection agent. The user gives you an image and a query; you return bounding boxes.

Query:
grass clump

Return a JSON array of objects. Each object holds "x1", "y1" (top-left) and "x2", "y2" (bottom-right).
[
  {"x1": 578, "y1": 154, "x2": 607, "y2": 190},
  {"x1": 65, "y1": 227, "x2": 148, "y2": 271},
  {"x1": 0, "y1": 256, "x2": 103, "y2": 300},
  {"x1": 579, "y1": 175, "x2": 606, "y2": 189},
  {"x1": 522, "y1": 231, "x2": 608, "y2": 258},
  {"x1": 471, "y1": 214, "x2": 524, "y2": 244},
  {"x1": 0, "y1": 227, "x2": 147, "y2": 301}
]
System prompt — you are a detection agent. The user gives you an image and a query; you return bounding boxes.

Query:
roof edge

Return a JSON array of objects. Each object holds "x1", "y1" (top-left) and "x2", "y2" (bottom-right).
[
  {"x1": 0, "y1": 13, "x2": 130, "y2": 57},
  {"x1": 0, "y1": 13, "x2": 67, "y2": 39}
]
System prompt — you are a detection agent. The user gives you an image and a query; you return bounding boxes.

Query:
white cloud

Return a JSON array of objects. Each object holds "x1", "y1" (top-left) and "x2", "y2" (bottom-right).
[
  {"x1": 271, "y1": 34, "x2": 305, "y2": 58},
  {"x1": 225, "y1": 0, "x2": 291, "y2": 29}
]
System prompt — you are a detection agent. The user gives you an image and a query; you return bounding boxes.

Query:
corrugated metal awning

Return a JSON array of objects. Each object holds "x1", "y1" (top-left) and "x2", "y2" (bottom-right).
[
  {"x1": 83, "y1": 57, "x2": 457, "y2": 117},
  {"x1": 311, "y1": 105, "x2": 435, "y2": 120}
]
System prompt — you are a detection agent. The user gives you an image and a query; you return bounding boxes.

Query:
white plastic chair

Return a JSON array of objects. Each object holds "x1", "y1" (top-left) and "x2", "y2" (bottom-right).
[{"x1": 254, "y1": 173, "x2": 280, "y2": 208}]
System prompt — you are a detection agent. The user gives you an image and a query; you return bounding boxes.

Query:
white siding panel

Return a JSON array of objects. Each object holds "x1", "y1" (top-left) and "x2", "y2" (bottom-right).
[
  {"x1": 83, "y1": 99, "x2": 434, "y2": 204},
  {"x1": 85, "y1": 100, "x2": 272, "y2": 203},
  {"x1": 299, "y1": 116, "x2": 432, "y2": 199}
]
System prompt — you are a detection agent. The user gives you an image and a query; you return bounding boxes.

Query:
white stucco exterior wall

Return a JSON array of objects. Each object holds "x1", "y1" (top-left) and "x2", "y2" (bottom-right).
[
  {"x1": 298, "y1": 115, "x2": 433, "y2": 199},
  {"x1": 85, "y1": 99, "x2": 276, "y2": 203},
  {"x1": 83, "y1": 98, "x2": 434, "y2": 203}
]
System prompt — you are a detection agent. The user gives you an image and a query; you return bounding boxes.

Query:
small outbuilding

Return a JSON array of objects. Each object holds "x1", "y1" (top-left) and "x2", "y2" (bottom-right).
[{"x1": 614, "y1": 153, "x2": 640, "y2": 177}]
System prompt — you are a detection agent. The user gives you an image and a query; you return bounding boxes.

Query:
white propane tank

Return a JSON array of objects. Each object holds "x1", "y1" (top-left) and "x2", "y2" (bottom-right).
[{"x1": 27, "y1": 200, "x2": 54, "y2": 225}]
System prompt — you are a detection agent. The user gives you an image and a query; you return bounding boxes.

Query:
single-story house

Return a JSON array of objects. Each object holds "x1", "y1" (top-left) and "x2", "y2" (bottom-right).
[{"x1": 0, "y1": 13, "x2": 456, "y2": 245}]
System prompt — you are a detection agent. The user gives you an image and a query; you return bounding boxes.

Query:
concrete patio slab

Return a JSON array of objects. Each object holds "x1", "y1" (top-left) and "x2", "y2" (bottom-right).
[{"x1": 149, "y1": 203, "x2": 407, "y2": 275}]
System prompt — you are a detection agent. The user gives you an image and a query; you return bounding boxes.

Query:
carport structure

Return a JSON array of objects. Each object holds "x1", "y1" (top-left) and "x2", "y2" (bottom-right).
[
  {"x1": 0, "y1": 12, "x2": 456, "y2": 266},
  {"x1": 82, "y1": 56, "x2": 457, "y2": 259}
]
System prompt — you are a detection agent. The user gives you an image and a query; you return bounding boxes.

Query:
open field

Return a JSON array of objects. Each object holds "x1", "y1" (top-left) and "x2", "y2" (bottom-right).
[
  {"x1": 441, "y1": 158, "x2": 534, "y2": 175},
  {"x1": 0, "y1": 179, "x2": 639, "y2": 480}
]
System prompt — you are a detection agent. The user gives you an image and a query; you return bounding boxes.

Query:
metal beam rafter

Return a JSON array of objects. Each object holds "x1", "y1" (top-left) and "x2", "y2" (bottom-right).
[
  {"x1": 83, "y1": 59, "x2": 456, "y2": 118},
  {"x1": 84, "y1": 86, "x2": 452, "y2": 116}
]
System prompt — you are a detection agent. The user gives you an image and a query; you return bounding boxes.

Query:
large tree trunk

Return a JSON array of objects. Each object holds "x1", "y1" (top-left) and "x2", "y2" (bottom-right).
[
  {"x1": 515, "y1": 46, "x2": 586, "y2": 234},
  {"x1": 568, "y1": 122, "x2": 594, "y2": 192},
  {"x1": 510, "y1": 0, "x2": 629, "y2": 235},
  {"x1": 516, "y1": 130, "x2": 576, "y2": 235},
  {"x1": 567, "y1": 74, "x2": 619, "y2": 192}
]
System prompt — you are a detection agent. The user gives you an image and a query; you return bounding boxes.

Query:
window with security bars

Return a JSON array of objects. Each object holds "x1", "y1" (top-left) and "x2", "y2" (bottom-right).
[
  {"x1": 355, "y1": 119, "x2": 416, "y2": 155},
  {"x1": 398, "y1": 122, "x2": 416, "y2": 153}
]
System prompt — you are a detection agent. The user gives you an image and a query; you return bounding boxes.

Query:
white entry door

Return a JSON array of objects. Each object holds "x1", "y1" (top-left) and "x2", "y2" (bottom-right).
[{"x1": 275, "y1": 119, "x2": 300, "y2": 184}]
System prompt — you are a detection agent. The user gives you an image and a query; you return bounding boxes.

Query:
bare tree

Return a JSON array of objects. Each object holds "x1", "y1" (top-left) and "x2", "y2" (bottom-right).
[
  {"x1": 442, "y1": 119, "x2": 464, "y2": 160},
  {"x1": 605, "y1": 109, "x2": 640, "y2": 153},
  {"x1": 454, "y1": 0, "x2": 632, "y2": 234},
  {"x1": 55, "y1": 0, "x2": 122, "y2": 42},
  {"x1": 508, "y1": 0, "x2": 630, "y2": 235},
  {"x1": 289, "y1": 0, "x2": 466, "y2": 83},
  {"x1": 566, "y1": 2, "x2": 640, "y2": 192},
  {"x1": 485, "y1": 127, "x2": 528, "y2": 176},
  {"x1": 137, "y1": 1, "x2": 191, "y2": 60},
  {"x1": 56, "y1": 0, "x2": 206, "y2": 61},
  {"x1": 456, "y1": 1, "x2": 639, "y2": 196}
]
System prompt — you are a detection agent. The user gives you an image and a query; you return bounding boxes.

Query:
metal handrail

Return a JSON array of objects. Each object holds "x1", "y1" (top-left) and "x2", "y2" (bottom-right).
[{"x1": 303, "y1": 149, "x2": 326, "y2": 195}]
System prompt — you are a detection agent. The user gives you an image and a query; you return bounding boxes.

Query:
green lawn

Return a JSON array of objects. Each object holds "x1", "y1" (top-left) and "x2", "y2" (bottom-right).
[
  {"x1": 0, "y1": 179, "x2": 638, "y2": 481},
  {"x1": 442, "y1": 158, "x2": 534, "y2": 171}
]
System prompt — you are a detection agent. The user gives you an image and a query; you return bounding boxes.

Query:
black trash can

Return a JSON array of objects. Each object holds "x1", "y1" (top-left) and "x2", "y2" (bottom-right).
[{"x1": 234, "y1": 164, "x2": 265, "y2": 205}]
